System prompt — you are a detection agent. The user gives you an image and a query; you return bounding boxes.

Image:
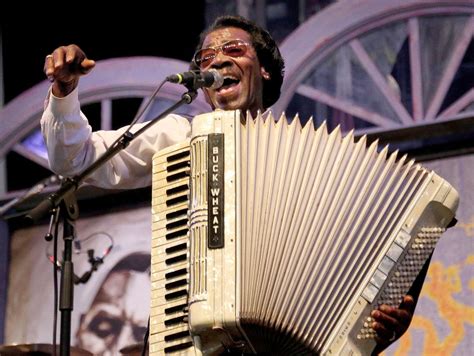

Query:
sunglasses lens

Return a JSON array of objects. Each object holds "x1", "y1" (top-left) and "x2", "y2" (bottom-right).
[
  {"x1": 195, "y1": 48, "x2": 216, "y2": 68},
  {"x1": 222, "y1": 41, "x2": 247, "y2": 57},
  {"x1": 195, "y1": 41, "x2": 248, "y2": 68}
]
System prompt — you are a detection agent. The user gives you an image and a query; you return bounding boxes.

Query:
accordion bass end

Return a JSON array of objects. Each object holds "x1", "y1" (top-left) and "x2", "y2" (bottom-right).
[{"x1": 150, "y1": 110, "x2": 459, "y2": 355}]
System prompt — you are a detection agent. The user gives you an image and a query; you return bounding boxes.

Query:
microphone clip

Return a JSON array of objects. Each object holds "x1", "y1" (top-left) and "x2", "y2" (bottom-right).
[
  {"x1": 183, "y1": 71, "x2": 203, "y2": 91},
  {"x1": 74, "y1": 249, "x2": 104, "y2": 285}
]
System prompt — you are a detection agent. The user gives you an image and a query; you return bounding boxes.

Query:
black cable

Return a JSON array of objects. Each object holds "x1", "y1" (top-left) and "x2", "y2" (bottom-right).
[
  {"x1": 108, "y1": 79, "x2": 167, "y2": 150},
  {"x1": 141, "y1": 316, "x2": 150, "y2": 356}
]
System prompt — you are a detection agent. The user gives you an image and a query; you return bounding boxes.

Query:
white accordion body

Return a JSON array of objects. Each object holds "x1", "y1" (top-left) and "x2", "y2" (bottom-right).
[{"x1": 150, "y1": 110, "x2": 459, "y2": 355}]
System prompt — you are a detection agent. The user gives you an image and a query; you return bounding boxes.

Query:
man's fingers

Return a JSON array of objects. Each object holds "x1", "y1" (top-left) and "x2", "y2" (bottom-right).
[
  {"x1": 80, "y1": 58, "x2": 96, "y2": 74},
  {"x1": 65, "y1": 45, "x2": 79, "y2": 64},
  {"x1": 44, "y1": 45, "x2": 94, "y2": 83},
  {"x1": 371, "y1": 298, "x2": 416, "y2": 346},
  {"x1": 381, "y1": 300, "x2": 413, "y2": 325},
  {"x1": 44, "y1": 46, "x2": 67, "y2": 81},
  {"x1": 371, "y1": 307, "x2": 404, "y2": 344},
  {"x1": 372, "y1": 321, "x2": 392, "y2": 341},
  {"x1": 44, "y1": 55, "x2": 55, "y2": 81},
  {"x1": 400, "y1": 295, "x2": 416, "y2": 314},
  {"x1": 371, "y1": 308, "x2": 398, "y2": 330},
  {"x1": 52, "y1": 46, "x2": 66, "y2": 69}
]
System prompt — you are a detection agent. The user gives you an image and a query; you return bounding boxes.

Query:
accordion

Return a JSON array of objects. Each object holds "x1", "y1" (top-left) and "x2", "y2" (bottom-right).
[{"x1": 149, "y1": 110, "x2": 458, "y2": 355}]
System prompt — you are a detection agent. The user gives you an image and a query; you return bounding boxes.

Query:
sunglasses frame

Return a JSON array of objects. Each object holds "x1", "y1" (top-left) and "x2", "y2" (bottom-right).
[{"x1": 193, "y1": 39, "x2": 251, "y2": 68}]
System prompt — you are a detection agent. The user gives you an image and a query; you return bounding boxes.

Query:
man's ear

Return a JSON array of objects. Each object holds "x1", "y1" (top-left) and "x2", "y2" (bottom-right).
[{"x1": 261, "y1": 66, "x2": 270, "y2": 80}]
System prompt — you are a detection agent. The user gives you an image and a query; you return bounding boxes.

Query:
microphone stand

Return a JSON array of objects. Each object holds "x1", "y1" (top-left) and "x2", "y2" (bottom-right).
[
  {"x1": 58, "y1": 192, "x2": 79, "y2": 356},
  {"x1": 25, "y1": 88, "x2": 198, "y2": 356}
]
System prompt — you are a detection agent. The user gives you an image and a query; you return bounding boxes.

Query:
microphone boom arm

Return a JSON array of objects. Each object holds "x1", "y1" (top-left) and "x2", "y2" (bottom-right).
[
  {"x1": 23, "y1": 77, "x2": 198, "y2": 356},
  {"x1": 26, "y1": 89, "x2": 197, "y2": 223}
]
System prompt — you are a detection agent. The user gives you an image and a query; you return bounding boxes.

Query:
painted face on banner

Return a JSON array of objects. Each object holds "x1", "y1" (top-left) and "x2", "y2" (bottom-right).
[{"x1": 76, "y1": 258, "x2": 150, "y2": 355}]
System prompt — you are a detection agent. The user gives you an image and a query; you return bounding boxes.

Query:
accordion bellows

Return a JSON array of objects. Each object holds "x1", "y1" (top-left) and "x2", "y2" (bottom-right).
[{"x1": 150, "y1": 111, "x2": 458, "y2": 355}]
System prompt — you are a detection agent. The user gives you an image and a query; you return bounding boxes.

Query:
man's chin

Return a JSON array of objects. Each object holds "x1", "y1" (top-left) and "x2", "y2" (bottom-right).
[{"x1": 214, "y1": 100, "x2": 243, "y2": 112}]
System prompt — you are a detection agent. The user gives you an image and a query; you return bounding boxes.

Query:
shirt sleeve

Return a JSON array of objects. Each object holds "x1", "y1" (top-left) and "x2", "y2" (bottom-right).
[{"x1": 40, "y1": 87, "x2": 191, "y2": 189}]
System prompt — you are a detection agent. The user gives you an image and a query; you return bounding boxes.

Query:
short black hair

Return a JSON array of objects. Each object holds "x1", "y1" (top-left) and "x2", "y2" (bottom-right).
[{"x1": 193, "y1": 15, "x2": 285, "y2": 109}]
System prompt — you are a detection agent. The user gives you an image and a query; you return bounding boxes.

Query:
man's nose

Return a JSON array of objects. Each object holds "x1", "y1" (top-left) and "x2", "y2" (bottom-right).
[{"x1": 210, "y1": 50, "x2": 233, "y2": 68}]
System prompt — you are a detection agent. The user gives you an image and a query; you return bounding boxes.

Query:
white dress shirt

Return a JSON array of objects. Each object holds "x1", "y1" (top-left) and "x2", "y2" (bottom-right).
[{"x1": 41, "y1": 87, "x2": 191, "y2": 189}]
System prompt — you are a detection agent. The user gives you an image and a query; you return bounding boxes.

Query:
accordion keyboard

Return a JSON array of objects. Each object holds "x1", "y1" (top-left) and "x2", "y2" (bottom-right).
[{"x1": 150, "y1": 141, "x2": 195, "y2": 355}]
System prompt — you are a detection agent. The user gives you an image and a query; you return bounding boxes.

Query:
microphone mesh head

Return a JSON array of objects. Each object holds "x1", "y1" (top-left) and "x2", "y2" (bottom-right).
[{"x1": 208, "y1": 69, "x2": 224, "y2": 89}]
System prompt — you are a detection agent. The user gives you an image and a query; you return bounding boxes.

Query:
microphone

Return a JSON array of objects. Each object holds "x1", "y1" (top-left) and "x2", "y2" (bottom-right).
[
  {"x1": 166, "y1": 69, "x2": 224, "y2": 89},
  {"x1": 0, "y1": 174, "x2": 60, "y2": 217}
]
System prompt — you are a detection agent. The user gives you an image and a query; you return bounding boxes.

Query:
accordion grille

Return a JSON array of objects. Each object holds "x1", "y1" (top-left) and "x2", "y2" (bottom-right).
[{"x1": 185, "y1": 111, "x2": 458, "y2": 355}]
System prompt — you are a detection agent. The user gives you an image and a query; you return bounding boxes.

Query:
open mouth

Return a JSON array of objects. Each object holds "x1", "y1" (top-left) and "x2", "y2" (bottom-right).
[{"x1": 217, "y1": 75, "x2": 240, "y2": 94}]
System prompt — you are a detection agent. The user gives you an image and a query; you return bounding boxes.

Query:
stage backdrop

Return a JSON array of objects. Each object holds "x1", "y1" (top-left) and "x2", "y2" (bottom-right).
[
  {"x1": 5, "y1": 154, "x2": 473, "y2": 355},
  {"x1": 5, "y1": 206, "x2": 152, "y2": 355},
  {"x1": 384, "y1": 153, "x2": 474, "y2": 355}
]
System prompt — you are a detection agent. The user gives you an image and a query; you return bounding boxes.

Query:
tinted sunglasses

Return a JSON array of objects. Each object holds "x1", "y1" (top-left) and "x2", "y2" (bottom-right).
[{"x1": 193, "y1": 40, "x2": 251, "y2": 68}]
